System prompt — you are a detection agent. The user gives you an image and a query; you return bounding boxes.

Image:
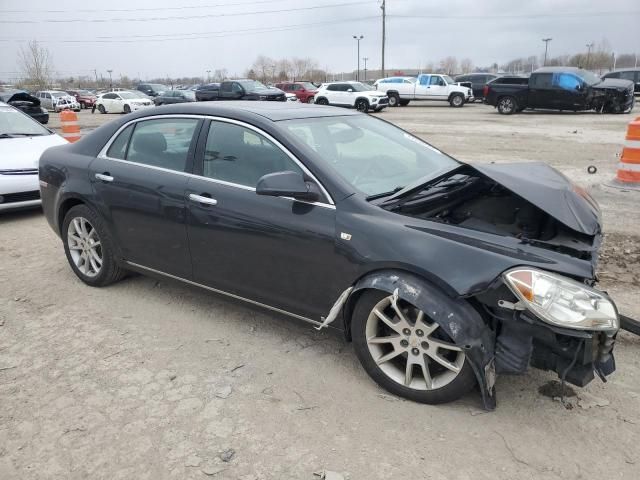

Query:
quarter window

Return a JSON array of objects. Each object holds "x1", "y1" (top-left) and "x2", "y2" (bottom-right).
[
  {"x1": 106, "y1": 124, "x2": 135, "y2": 160},
  {"x1": 203, "y1": 121, "x2": 303, "y2": 188},
  {"x1": 124, "y1": 118, "x2": 199, "y2": 172}
]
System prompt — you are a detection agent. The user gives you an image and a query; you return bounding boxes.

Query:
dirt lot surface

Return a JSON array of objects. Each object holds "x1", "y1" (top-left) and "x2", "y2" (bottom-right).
[{"x1": 2, "y1": 104, "x2": 639, "y2": 479}]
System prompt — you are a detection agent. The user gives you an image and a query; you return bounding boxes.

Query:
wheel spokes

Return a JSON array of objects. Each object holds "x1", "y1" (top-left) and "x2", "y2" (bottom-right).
[
  {"x1": 367, "y1": 335, "x2": 400, "y2": 345},
  {"x1": 376, "y1": 348, "x2": 403, "y2": 366},
  {"x1": 373, "y1": 308, "x2": 404, "y2": 335}
]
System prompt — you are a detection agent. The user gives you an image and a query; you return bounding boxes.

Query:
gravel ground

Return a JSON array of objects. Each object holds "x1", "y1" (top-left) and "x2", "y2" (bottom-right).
[{"x1": 1, "y1": 103, "x2": 639, "y2": 479}]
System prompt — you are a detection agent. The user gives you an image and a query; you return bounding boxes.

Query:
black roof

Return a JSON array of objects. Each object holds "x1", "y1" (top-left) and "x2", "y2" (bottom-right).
[{"x1": 128, "y1": 101, "x2": 360, "y2": 122}]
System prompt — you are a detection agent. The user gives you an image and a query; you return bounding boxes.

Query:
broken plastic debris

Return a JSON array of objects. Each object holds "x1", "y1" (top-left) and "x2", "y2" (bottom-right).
[{"x1": 315, "y1": 287, "x2": 354, "y2": 331}]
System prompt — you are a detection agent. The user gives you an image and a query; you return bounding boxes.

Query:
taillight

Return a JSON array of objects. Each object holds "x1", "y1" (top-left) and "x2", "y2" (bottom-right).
[{"x1": 483, "y1": 85, "x2": 489, "y2": 97}]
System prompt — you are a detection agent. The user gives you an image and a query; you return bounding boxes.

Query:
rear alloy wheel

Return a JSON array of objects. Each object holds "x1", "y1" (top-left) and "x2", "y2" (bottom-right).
[
  {"x1": 307, "y1": 96, "x2": 315, "y2": 104},
  {"x1": 449, "y1": 94, "x2": 464, "y2": 108},
  {"x1": 98, "y1": 104, "x2": 106, "y2": 114},
  {"x1": 123, "y1": 104, "x2": 131, "y2": 114},
  {"x1": 388, "y1": 93, "x2": 400, "y2": 107},
  {"x1": 63, "y1": 205, "x2": 125, "y2": 287},
  {"x1": 316, "y1": 97, "x2": 329, "y2": 105},
  {"x1": 352, "y1": 290, "x2": 476, "y2": 404},
  {"x1": 497, "y1": 96, "x2": 517, "y2": 115},
  {"x1": 355, "y1": 99, "x2": 369, "y2": 112}
]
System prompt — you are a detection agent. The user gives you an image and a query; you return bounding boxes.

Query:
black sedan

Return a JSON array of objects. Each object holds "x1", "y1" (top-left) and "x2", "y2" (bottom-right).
[
  {"x1": 153, "y1": 89, "x2": 196, "y2": 106},
  {"x1": 39, "y1": 102, "x2": 620, "y2": 409}
]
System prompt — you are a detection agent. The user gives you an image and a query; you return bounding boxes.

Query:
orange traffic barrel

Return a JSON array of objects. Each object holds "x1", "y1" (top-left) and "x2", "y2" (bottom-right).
[
  {"x1": 60, "y1": 110, "x2": 81, "y2": 143},
  {"x1": 616, "y1": 117, "x2": 640, "y2": 185}
]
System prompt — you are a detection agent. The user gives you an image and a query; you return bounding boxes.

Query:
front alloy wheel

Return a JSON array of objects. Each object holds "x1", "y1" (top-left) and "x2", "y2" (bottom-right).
[
  {"x1": 352, "y1": 290, "x2": 476, "y2": 404},
  {"x1": 67, "y1": 217, "x2": 102, "y2": 277}
]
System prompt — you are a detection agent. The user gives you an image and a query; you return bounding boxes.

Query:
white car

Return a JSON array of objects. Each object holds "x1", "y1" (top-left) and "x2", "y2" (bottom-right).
[
  {"x1": 374, "y1": 74, "x2": 473, "y2": 107},
  {"x1": 35, "y1": 90, "x2": 81, "y2": 112},
  {"x1": 95, "y1": 91, "x2": 154, "y2": 114},
  {"x1": 314, "y1": 81, "x2": 389, "y2": 112},
  {"x1": 284, "y1": 92, "x2": 299, "y2": 102},
  {"x1": 0, "y1": 102, "x2": 67, "y2": 212}
]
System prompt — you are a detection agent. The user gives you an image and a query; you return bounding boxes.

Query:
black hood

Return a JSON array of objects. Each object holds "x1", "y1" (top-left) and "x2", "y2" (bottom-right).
[
  {"x1": 0, "y1": 91, "x2": 40, "y2": 106},
  {"x1": 595, "y1": 78, "x2": 634, "y2": 91},
  {"x1": 472, "y1": 162, "x2": 600, "y2": 236}
]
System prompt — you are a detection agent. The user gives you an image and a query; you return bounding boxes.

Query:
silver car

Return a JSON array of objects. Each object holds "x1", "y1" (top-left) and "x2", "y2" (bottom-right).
[{"x1": 35, "y1": 91, "x2": 81, "y2": 112}]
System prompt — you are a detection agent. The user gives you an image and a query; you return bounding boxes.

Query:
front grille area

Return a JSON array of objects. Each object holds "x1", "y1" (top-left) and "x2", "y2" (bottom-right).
[
  {"x1": 267, "y1": 95, "x2": 286, "y2": 102},
  {"x1": 379, "y1": 98, "x2": 389, "y2": 105},
  {"x1": 0, "y1": 168, "x2": 38, "y2": 176},
  {"x1": 0, "y1": 190, "x2": 40, "y2": 204}
]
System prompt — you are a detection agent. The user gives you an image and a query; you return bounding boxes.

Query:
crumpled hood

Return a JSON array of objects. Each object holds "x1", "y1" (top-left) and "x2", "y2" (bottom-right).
[
  {"x1": 472, "y1": 162, "x2": 601, "y2": 236},
  {"x1": 0, "y1": 91, "x2": 41, "y2": 105},
  {"x1": 595, "y1": 78, "x2": 634, "y2": 91}
]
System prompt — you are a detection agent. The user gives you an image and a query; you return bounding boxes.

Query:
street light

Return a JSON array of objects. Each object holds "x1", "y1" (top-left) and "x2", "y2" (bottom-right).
[
  {"x1": 107, "y1": 69, "x2": 113, "y2": 90},
  {"x1": 585, "y1": 42, "x2": 594, "y2": 69},
  {"x1": 206, "y1": 70, "x2": 211, "y2": 83},
  {"x1": 362, "y1": 57, "x2": 369, "y2": 81},
  {"x1": 542, "y1": 38, "x2": 552, "y2": 66},
  {"x1": 353, "y1": 35, "x2": 363, "y2": 81}
]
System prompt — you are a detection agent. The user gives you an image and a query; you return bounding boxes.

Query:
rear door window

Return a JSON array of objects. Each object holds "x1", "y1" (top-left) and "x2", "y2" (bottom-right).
[
  {"x1": 531, "y1": 73, "x2": 553, "y2": 89},
  {"x1": 124, "y1": 118, "x2": 200, "y2": 172},
  {"x1": 106, "y1": 124, "x2": 135, "y2": 160}
]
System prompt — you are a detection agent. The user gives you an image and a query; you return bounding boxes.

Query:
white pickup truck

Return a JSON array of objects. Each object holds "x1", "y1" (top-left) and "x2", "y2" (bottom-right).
[{"x1": 374, "y1": 74, "x2": 473, "y2": 107}]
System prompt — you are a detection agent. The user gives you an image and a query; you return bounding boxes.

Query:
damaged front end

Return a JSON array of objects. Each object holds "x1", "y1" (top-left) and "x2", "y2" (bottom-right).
[
  {"x1": 591, "y1": 79, "x2": 635, "y2": 113},
  {"x1": 365, "y1": 162, "x2": 621, "y2": 408}
]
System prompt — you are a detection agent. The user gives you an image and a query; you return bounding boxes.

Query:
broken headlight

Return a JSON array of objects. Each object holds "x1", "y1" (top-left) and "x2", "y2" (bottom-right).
[{"x1": 503, "y1": 268, "x2": 618, "y2": 331}]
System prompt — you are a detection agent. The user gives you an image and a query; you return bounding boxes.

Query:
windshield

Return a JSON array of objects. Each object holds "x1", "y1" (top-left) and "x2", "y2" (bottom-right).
[
  {"x1": 350, "y1": 82, "x2": 374, "y2": 92},
  {"x1": 0, "y1": 105, "x2": 50, "y2": 137},
  {"x1": 76, "y1": 90, "x2": 93, "y2": 95},
  {"x1": 282, "y1": 115, "x2": 458, "y2": 196},
  {"x1": 119, "y1": 92, "x2": 143, "y2": 99},
  {"x1": 181, "y1": 90, "x2": 196, "y2": 99},
  {"x1": 577, "y1": 69, "x2": 602, "y2": 85},
  {"x1": 442, "y1": 76, "x2": 455, "y2": 85},
  {"x1": 147, "y1": 84, "x2": 168, "y2": 92},
  {"x1": 240, "y1": 80, "x2": 267, "y2": 91},
  {"x1": 301, "y1": 82, "x2": 317, "y2": 90}
]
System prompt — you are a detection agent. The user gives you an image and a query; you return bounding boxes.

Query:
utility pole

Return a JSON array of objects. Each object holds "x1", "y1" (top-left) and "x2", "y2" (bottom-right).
[
  {"x1": 206, "y1": 70, "x2": 211, "y2": 83},
  {"x1": 363, "y1": 57, "x2": 369, "y2": 81},
  {"x1": 93, "y1": 69, "x2": 98, "y2": 86},
  {"x1": 585, "y1": 42, "x2": 594, "y2": 69},
  {"x1": 353, "y1": 35, "x2": 363, "y2": 81},
  {"x1": 107, "y1": 69, "x2": 113, "y2": 90},
  {"x1": 381, "y1": 0, "x2": 386, "y2": 78},
  {"x1": 542, "y1": 38, "x2": 552, "y2": 66}
]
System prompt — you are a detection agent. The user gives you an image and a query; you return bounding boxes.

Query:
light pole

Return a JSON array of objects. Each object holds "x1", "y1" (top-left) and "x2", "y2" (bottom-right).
[
  {"x1": 107, "y1": 69, "x2": 113, "y2": 90},
  {"x1": 585, "y1": 42, "x2": 594, "y2": 69},
  {"x1": 380, "y1": 0, "x2": 386, "y2": 78},
  {"x1": 362, "y1": 57, "x2": 369, "y2": 81},
  {"x1": 206, "y1": 70, "x2": 211, "y2": 83},
  {"x1": 353, "y1": 35, "x2": 363, "y2": 81},
  {"x1": 542, "y1": 38, "x2": 552, "y2": 66}
]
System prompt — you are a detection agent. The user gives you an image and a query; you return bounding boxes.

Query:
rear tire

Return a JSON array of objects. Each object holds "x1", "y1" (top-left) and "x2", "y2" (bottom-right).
[
  {"x1": 62, "y1": 204, "x2": 126, "y2": 287},
  {"x1": 399, "y1": 99, "x2": 410, "y2": 106},
  {"x1": 306, "y1": 96, "x2": 315, "y2": 104},
  {"x1": 497, "y1": 96, "x2": 517, "y2": 114},
  {"x1": 388, "y1": 93, "x2": 400, "y2": 107},
  {"x1": 352, "y1": 289, "x2": 476, "y2": 405},
  {"x1": 123, "y1": 104, "x2": 131, "y2": 114},
  {"x1": 315, "y1": 97, "x2": 329, "y2": 105},
  {"x1": 449, "y1": 94, "x2": 464, "y2": 108}
]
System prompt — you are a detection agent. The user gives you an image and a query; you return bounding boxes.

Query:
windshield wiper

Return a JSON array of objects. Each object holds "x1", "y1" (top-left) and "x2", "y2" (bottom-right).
[{"x1": 366, "y1": 186, "x2": 404, "y2": 201}]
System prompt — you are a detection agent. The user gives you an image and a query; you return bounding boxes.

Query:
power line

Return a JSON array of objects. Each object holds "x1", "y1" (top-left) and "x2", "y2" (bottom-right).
[
  {"x1": 2, "y1": 0, "x2": 284, "y2": 14},
  {"x1": 0, "y1": 16, "x2": 379, "y2": 43},
  {"x1": 388, "y1": 11, "x2": 639, "y2": 20},
  {"x1": 0, "y1": 0, "x2": 375, "y2": 24}
]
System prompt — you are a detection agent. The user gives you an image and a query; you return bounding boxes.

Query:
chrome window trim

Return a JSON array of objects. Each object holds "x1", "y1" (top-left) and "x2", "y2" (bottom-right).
[
  {"x1": 97, "y1": 113, "x2": 335, "y2": 207},
  {"x1": 125, "y1": 261, "x2": 324, "y2": 328}
]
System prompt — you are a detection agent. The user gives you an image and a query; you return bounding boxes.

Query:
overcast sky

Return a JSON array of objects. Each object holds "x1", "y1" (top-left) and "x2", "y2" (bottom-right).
[{"x1": 1, "y1": 0, "x2": 638, "y2": 82}]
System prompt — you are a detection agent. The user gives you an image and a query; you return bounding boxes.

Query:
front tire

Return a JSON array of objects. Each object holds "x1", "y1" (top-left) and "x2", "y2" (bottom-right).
[
  {"x1": 497, "y1": 96, "x2": 517, "y2": 114},
  {"x1": 98, "y1": 104, "x2": 106, "y2": 114},
  {"x1": 80, "y1": 102, "x2": 86, "y2": 109},
  {"x1": 355, "y1": 99, "x2": 369, "y2": 112},
  {"x1": 351, "y1": 290, "x2": 476, "y2": 404},
  {"x1": 306, "y1": 96, "x2": 315, "y2": 104},
  {"x1": 62, "y1": 205, "x2": 126, "y2": 287},
  {"x1": 449, "y1": 94, "x2": 464, "y2": 108}
]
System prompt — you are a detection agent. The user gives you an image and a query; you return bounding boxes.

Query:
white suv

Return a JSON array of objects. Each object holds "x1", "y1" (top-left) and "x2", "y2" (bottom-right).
[{"x1": 314, "y1": 81, "x2": 388, "y2": 112}]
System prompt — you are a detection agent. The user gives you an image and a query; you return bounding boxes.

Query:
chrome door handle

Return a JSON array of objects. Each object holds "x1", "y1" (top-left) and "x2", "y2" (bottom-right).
[
  {"x1": 95, "y1": 173, "x2": 114, "y2": 182},
  {"x1": 188, "y1": 193, "x2": 218, "y2": 206}
]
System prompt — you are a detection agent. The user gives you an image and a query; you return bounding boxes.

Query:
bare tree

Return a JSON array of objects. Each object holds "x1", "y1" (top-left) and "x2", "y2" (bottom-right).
[
  {"x1": 439, "y1": 56, "x2": 458, "y2": 75},
  {"x1": 213, "y1": 69, "x2": 228, "y2": 82},
  {"x1": 18, "y1": 40, "x2": 54, "y2": 89},
  {"x1": 459, "y1": 58, "x2": 474, "y2": 74}
]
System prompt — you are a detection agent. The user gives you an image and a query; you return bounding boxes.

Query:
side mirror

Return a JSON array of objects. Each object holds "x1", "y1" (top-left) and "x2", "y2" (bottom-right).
[{"x1": 256, "y1": 171, "x2": 320, "y2": 202}]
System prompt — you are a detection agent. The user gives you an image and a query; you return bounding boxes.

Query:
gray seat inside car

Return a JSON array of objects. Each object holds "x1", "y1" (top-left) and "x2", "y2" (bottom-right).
[{"x1": 128, "y1": 132, "x2": 187, "y2": 171}]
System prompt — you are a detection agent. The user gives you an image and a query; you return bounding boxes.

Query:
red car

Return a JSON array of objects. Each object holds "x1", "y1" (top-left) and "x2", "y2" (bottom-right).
[
  {"x1": 274, "y1": 82, "x2": 317, "y2": 103},
  {"x1": 66, "y1": 90, "x2": 97, "y2": 109}
]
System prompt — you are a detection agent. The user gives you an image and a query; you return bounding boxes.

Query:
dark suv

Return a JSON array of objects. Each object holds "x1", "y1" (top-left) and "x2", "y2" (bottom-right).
[
  {"x1": 602, "y1": 69, "x2": 640, "y2": 96},
  {"x1": 195, "y1": 83, "x2": 221, "y2": 101},
  {"x1": 135, "y1": 83, "x2": 169, "y2": 97},
  {"x1": 454, "y1": 73, "x2": 499, "y2": 101}
]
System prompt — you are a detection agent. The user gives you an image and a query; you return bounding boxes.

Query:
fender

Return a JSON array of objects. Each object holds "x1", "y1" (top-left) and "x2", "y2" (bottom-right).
[{"x1": 346, "y1": 269, "x2": 497, "y2": 410}]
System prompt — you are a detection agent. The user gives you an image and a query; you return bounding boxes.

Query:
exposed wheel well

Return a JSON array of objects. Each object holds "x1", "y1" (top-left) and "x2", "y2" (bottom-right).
[{"x1": 355, "y1": 97, "x2": 370, "y2": 105}]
